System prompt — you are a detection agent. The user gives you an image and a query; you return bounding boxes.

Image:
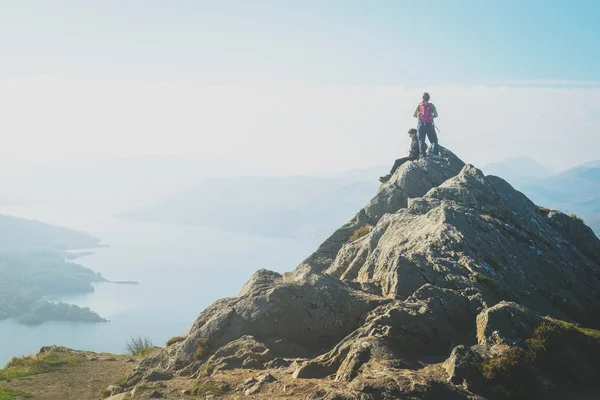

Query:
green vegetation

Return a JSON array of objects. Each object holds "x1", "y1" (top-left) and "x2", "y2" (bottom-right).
[
  {"x1": 0, "y1": 387, "x2": 33, "y2": 400},
  {"x1": 125, "y1": 337, "x2": 154, "y2": 357},
  {"x1": 0, "y1": 214, "x2": 109, "y2": 325},
  {"x1": 0, "y1": 250, "x2": 106, "y2": 324},
  {"x1": 0, "y1": 352, "x2": 85, "y2": 381},
  {"x1": 166, "y1": 335, "x2": 187, "y2": 346},
  {"x1": 190, "y1": 379, "x2": 228, "y2": 396},
  {"x1": 350, "y1": 225, "x2": 372, "y2": 241},
  {"x1": 480, "y1": 318, "x2": 600, "y2": 398},
  {"x1": 194, "y1": 338, "x2": 209, "y2": 360},
  {"x1": 100, "y1": 388, "x2": 112, "y2": 399}
]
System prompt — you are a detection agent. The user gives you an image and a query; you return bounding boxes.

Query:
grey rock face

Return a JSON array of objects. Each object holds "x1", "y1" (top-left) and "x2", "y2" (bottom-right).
[
  {"x1": 141, "y1": 265, "x2": 383, "y2": 374},
  {"x1": 326, "y1": 162, "x2": 600, "y2": 325},
  {"x1": 444, "y1": 345, "x2": 484, "y2": 385},
  {"x1": 304, "y1": 148, "x2": 466, "y2": 273},
  {"x1": 126, "y1": 148, "x2": 600, "y2": 399},
  {"x1": 142, "y1": 369, "x2": 173, "y2": 382},
  {"x1": 476, "y1": 301, "x2": 541, "y2": 346},
  {"x1": 199, "y1": 335, "x2": 273, "y2": 374}
]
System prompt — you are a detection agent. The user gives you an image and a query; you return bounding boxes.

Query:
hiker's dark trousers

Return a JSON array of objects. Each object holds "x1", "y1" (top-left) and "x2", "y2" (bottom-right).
[
  {"x1": 417, "y1": 122, "x2": 438, "y2": 156},
  {"x1": 390, "y1": 156, "x2": 417, "y2": 174}
]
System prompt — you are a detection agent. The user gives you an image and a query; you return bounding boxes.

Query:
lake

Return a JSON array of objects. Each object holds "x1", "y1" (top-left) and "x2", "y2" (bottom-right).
[{"x1": 0, "y1": 207, "x2": 321, "y2": 366}]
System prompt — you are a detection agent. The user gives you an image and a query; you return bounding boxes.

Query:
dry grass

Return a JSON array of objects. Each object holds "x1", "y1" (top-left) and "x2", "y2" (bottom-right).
[
  {"x1": 536, "y1": 206, "x2": 551, "y2": 216},
  {"x1": 194, "y1": 338, "x2": 210, "y2": 360},
  {"x1": 350, "y1": 225, "x2": 372, "y2": 241},
  {"x1": 191, "y1": 379, "x2": 229, "y2": 396},
  {"x1": 0, "y1": 353, "x2": 85, "y2": 381},
  {"x1": 568, "y1": 213, "x2": 584, "y2": 222},
  {"x1": 166, "y1": 335, "x2": 187, "y2": 347},
  {"x1": 480, "y1": 319, "x2": 600, "y2": 398}
]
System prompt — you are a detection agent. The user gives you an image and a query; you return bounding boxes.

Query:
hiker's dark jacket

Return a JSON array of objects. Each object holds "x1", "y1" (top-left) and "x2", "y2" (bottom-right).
[{"x1": 408, "y1": 138, "x2": 420, "y2": 159}]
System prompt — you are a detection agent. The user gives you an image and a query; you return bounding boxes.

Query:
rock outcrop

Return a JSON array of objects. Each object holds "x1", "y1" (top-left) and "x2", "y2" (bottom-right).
[{"x1": 122, "y1": 148, "x2": 600, "y2": 399}]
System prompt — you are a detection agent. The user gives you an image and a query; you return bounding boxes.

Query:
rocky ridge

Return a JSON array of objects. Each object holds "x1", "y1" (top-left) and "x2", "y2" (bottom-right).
[{"x1": 115, "y1": 148, "x2": 600, "y2": 399}]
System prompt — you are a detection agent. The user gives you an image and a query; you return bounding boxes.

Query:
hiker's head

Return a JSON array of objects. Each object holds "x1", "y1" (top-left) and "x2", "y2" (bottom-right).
[
  {"x1": 422, "y1": 92, "x2": 430, "y2": 102},
  {"x1": 408, "y1": 128, "x2": 417, "y2": 139}
]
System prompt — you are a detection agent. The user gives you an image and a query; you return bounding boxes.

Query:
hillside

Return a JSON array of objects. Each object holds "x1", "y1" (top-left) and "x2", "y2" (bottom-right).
[
  {"x1": 0, "y1": 214, "x2": 100, "y2": 251},
  {"x1": 482, "y1": 156, "x2": 555, "y2": 184},
  {"x1": 0, "y1": 215, "x2": 106, "y2": 325},
  {"x1": 0, "y1": 347, "x2": 136, "y2": 400},
  {"x1": 0, "y1": 155, "x2": 253, "y2": 214},
  {"x1": 118, "y1": 175, "x2": 379, "y2": 238},
  {"x1": 483, "y1": 159, "x2": 600, "y2": 235}
]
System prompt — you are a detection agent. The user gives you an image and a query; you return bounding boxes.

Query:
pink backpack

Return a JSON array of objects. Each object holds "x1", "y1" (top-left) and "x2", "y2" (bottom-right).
[{"x1": 419, "y1": 102, "x2": 434, "y2": 123}]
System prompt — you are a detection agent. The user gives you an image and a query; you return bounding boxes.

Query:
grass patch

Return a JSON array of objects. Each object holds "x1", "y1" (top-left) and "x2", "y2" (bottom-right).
[
  {"x1": 194, "y1": 338, "x2": 209, "y2": 360},
  {"x1": 473, "y1": 273, "x2": 495, "y2": 286},
  {"x1": 553, "y1": 319, "x2": 600, "y2": 340},
  {"x1": 0, "y1": 352, "x2": 84, "y2": 381},
  {"x1": 537, "y1": 206, "x2": 551, "y2": 216},
  {"x1": 0, "y1": 387, "x2": 33, "y2": 400},
  {"x1": 100, "y1": 376, "x2": 127, "y2": 399},
  {"x1": 472, "y1": 272, "x2": 509, "y2": 300},
  {"x1": 131, "y1": 386, "x2": 152, "y2": 398},
  {"x1": 568, "y1": 213, "x2": 584, "y2": 222},
  {"x1": 166, "y1": 335, "x2": 187, "y2": 346},
  {"x1": 480, "y1": 319, "x2": 600, "y2": 398},
  {"x1": 349, "y1": 225, "x2": 372, "y2": 241},
  {"x1": 198, "y1": 361, "x2": 216, "y2": 377},
  {"x1": 125, "y1": 336, "x2": 154, "y2": 357},
  {"x1": 190, "y1": 380, "x2": 228, "y2": 396}
]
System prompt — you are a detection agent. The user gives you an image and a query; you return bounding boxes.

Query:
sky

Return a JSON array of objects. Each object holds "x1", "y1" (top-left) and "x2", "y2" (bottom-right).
[{"x1": 1, "y1": 0, "x2": 599, "y2": 173}]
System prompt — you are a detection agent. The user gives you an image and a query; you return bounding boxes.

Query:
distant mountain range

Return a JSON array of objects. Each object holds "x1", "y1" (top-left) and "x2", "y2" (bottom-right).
[
  {"x1": 117, "y1": 171, "x2": 384, "y2": 239},
  {"x1": 0, "y1": 214, "x2": 100, "y2": 251},
  {"x1": 0, "y1": 154, "x2": 261, "y2": 214},
  {"x1": 118, "y1": 157, "x2": 600, "y2": 239},
  {"x1": 482, "y1": 157, "x2": 600, "y2": 234}
]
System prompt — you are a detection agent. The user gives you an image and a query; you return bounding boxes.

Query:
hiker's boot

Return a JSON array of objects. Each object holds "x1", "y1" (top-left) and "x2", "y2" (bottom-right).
[{"x1": 379, "y1": 174, "x2": 392, "y2": 183}]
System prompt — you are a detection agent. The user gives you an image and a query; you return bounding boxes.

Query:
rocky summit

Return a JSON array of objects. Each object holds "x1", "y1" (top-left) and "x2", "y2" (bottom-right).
[{"x1": 117, "y1": 148, "x2": 600, "y2": 399}]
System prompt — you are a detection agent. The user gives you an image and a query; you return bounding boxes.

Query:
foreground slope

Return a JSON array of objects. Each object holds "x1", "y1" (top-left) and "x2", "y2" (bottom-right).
[{"x1": 112, "y1": 148, "x2": 600, "y2": 399}]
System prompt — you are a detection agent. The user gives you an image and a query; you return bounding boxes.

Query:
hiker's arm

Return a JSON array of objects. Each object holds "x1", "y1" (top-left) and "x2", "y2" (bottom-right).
[
  {"x1": 433, "y1": 108, "x2": 439, "y2": 118},
  {"x1": 413, "y1": 106, "x2": 419, "y2": 118}
]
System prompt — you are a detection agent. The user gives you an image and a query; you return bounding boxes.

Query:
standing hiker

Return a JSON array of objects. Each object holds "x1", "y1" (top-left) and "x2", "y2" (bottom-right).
[
  {"x1": 413, "y1": 92, "x2": 439, "y2": 158},
  {"x1": 379, "y1": 128, "x2": 420, "y2": 183}
]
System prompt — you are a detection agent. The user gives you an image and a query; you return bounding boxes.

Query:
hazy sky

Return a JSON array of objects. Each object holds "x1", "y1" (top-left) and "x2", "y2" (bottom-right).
[{"x1": 1, "y1": 1, "x2": 599, "y2": 173}]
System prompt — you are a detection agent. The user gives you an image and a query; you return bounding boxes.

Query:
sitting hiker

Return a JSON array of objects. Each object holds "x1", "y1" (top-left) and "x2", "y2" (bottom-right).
[
  {"x1": 379, "y1": 128, "x2": 420, "y2": 183},
  {"x1": 413, "y1": 92, "x2": 439, "y2": 158}
]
